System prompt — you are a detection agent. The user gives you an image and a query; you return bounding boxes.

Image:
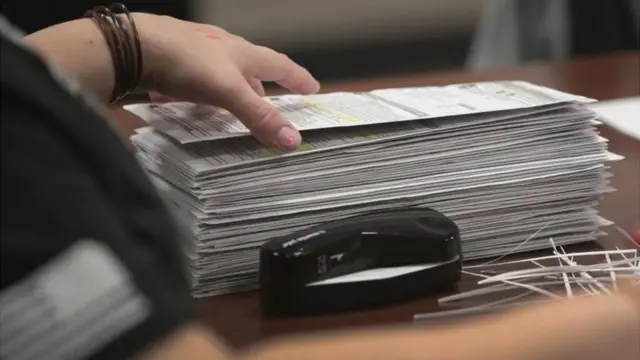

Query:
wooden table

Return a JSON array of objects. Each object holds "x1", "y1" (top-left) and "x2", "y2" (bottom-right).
[{"x1": 112, "y1": 51, "x2": 640, "y2": 349}]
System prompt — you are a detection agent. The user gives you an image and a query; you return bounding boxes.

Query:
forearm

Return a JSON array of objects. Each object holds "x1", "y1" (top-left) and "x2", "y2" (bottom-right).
[
  {"x1": 24, "y1": 18, "x2": 116, "y2": 104},
  {"x1": 136, "y1": 323, "x2": 233, "y2": 360},
  {"x1": 242, "y1": 292, "x2": 639, "y2": 360}
]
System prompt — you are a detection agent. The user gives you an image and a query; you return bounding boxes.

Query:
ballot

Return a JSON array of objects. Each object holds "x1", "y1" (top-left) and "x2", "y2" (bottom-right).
[{"x1": 126, "y1": 81, "x2": 621, "y2": 297}]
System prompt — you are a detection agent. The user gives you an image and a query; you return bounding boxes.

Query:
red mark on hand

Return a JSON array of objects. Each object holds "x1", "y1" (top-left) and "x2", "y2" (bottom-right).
[{"x1": 196, "y1": 28, "x2": 222, "y2": 41}]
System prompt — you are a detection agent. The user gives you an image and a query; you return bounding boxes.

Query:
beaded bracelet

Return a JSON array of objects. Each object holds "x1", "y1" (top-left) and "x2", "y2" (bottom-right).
[{"x1": 84, "y1": 3, "x2": 142, "y2": 103}]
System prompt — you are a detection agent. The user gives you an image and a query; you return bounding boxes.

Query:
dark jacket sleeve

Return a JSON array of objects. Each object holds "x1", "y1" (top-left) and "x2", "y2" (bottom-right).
[{"x1": 0, "y1": 18, "x2": 195, "y2": 360}]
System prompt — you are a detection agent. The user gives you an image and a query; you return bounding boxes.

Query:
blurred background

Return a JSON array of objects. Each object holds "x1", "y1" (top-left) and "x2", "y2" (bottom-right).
[{"x1": 2, "y1": 0, "x2": 637, "y2": 82}]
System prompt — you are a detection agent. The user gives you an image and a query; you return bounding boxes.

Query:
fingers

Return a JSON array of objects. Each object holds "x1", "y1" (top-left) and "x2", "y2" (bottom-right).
[
  {"x1": 220, "y1": 76, "x2": 300, "y2": 150},
  {"x1": 247, "y1": 78, "x2": 266, "y2": 97},
  {"x1": 155, "y1": 22, "x2": 313, "y2": 150},
  {"x1": 247, "y1": 46, "x2": 320, "y2": 95}
]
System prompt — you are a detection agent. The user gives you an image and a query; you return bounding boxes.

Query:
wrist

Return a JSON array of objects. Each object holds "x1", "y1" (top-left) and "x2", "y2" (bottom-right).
[
  {"x1": 83, "y1": 6, "x2": 150, "y2": 103},
  {"x1": 129, "y1": 13, "x2": 164, "y2": 94}
]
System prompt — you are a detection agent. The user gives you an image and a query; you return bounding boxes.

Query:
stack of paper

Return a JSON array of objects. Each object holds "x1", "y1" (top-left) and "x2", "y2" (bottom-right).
[{"x1": 126, "y1": 81, "x2": 620, "y2": 297}]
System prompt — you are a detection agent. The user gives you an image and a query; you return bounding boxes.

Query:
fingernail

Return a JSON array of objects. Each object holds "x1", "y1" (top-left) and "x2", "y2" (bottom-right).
[
  {"x1": 276, "y1": 126, "x2": 301, "y2": 150},
  {"x1": 296, "y1": 79, "x2": 320, "y2": 95},
  {"x1": 304, "y1": 80, "x2": 321, "y2": 94}
]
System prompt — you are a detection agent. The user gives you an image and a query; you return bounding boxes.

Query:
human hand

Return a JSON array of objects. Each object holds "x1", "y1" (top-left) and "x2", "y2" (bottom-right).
[{"x1": 133, "y1": 14, "x2": 320, "y2": 150}]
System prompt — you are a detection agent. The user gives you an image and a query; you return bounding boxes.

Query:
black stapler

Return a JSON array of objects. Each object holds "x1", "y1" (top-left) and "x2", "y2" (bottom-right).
[{"x1": 259, "y1": 208, "x2": 462, "y2": 316}]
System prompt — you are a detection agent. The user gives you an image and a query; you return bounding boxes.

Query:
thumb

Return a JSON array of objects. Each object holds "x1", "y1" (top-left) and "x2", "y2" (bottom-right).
[{"x1": 220, "y1": 79, "x2": 301, "y2": 150}]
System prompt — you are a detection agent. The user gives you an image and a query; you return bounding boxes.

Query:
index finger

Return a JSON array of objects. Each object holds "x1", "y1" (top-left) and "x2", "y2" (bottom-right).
[
  {"x1": 247, "y1": 46, "x2": 321, "y2": 95},
  {"x1": 218, "y1": 76, "x2": 301, "y2": 151}
]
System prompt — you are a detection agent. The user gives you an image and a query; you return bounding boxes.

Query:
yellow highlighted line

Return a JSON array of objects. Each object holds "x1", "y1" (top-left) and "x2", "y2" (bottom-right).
[
  {"x1": 358, "y1": 132, "x2": 377, "y2": 140},
  {"x1": 301, "y1": 97, "x2": 360, "y2": 124},
  {"x1": 299, "y1": 143, "x2": 313, "y2": 151},
  {"x1": 267, "y1": 142, "x2": 314, "y2": 156}
]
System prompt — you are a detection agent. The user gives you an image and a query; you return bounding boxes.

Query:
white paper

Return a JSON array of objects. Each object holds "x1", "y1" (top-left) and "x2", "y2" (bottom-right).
[
  {"x1": 126, "y1": 81, "x2": 594, "y2": 144},
  {"x1": 587, "y1": 97, "x2": 640, "y2": 140}
]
